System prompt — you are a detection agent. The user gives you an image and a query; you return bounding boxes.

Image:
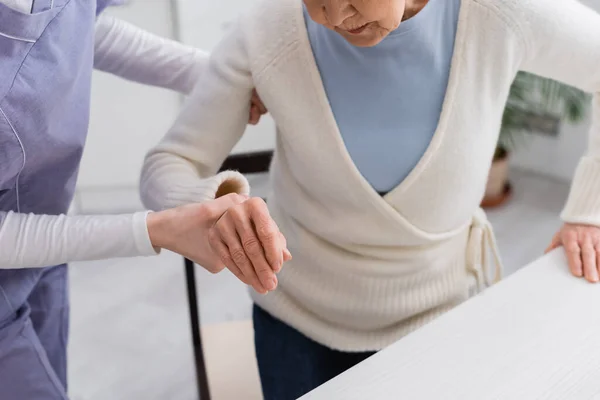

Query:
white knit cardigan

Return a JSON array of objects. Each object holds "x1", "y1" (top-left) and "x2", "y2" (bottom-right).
[{"x1": 141, "y1": 0, "x2": 600, "y2": 351}]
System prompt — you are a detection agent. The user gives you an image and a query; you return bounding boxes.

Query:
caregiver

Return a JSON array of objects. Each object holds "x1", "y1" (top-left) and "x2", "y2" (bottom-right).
[
  {"x1": 140, "y1": 0, "x2": 600, "y2": 398},
  {"x1": 0, "y1": 1, "x2": 273, "y2": 399}
]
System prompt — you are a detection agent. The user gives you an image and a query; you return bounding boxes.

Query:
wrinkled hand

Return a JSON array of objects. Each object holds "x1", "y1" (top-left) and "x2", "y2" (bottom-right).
[
  {"x1": 147, "y1": 194, "x2": 248, "y2": 273},
  {"x1": 208, "y1": 197, "x2": 292, "y2": 294},
  {"x1": 546, "y1": 223, "x2": 600, "y2": 283},
  {"x1": 248, "y1": 89, "x2": 268, "y2": 125}
]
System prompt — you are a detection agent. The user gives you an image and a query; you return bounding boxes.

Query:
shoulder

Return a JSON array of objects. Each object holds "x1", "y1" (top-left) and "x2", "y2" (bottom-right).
[
  {"x1": 237, "y1": 0, "x2": 304, "y2": 76},
  {"x1": 469, "y1": 0, "x2": 553, "y2": 19},
  {"x1": 473, "y1": 0, "x2": 592, "y2": 18},
  {"x1": 465, "y1": 0, "x2": 529, "y2": 35},
  {"x1": 468, "y1": 0, "x2": 593, "y2": 45}
]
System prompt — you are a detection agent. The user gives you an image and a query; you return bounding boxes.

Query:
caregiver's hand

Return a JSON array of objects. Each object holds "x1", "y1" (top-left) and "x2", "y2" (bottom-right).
[
  {"x1": 208, "y1": 197, "x2": 292, "y2": 294},
  {"x1": 146, "y1": 193, "x2": 249, "y2": 274},
  {"x1": 546, "y1": 223, "x2": 600, "y2": 283},
  {"x1": 249, "y1": 89, "x2": 267, "y2": 125}
]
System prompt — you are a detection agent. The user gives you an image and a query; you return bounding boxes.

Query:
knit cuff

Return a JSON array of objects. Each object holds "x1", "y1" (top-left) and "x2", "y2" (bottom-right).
[
  {"x1": 561, "y1": 157, "x2": 600, "y2": 226},
  {"x1": 165, "y1": 170, "x2": 250, "y2": 208}
]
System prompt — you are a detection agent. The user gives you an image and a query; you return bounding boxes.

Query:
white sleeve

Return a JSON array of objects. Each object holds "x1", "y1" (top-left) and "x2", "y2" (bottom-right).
[
  {"x1": 140, "y1": 23, "x2": 252, "y2": 211},
  {"x1": 94, "y1": 15, "x2": 208, "y2": 94},
  {"x1": 518, "y1": 0, "x2": 600, "y2": 226},
  {"x1": 0, "y1": 211, "x2": 158, "y2": 269}
]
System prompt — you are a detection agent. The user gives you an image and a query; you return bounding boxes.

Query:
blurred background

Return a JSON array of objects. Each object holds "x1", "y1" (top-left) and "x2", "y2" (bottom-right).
[{"x1": 67, "y1": 0, "x2": 600, "y2": 399}]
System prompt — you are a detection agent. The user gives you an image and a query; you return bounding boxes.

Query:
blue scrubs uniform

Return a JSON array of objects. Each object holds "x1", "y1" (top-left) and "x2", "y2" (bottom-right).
[{"x1": 0, "y1": 0, "x2": 112, "y2": 397}]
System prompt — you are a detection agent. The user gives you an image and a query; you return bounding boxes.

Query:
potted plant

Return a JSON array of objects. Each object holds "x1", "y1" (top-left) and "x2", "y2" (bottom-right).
[{"x1": 481, "y1": 72, "x2": 590, "y2": 208}]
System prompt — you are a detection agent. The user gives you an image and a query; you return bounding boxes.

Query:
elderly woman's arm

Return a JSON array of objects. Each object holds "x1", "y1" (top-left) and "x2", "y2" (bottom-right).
[
  {"x1": 140, "y1": 24, "x2": 253, "y2": 210},
  {"x1": 140, "y1": 23, "x2": 289, "y2": 294},
  {"x1": 517, "y1": 0, "x2": 600, "y2": 281}
]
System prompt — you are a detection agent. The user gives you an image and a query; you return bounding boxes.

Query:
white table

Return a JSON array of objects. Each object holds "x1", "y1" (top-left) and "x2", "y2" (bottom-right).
[{"x1": 301, "y1": 249, "x2": 600, "y2": 399}]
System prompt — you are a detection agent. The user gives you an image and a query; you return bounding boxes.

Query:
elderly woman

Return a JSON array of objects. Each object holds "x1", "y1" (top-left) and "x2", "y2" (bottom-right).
[{"x1": 141, "y1": 0, "x2": 600, "y2": 398}]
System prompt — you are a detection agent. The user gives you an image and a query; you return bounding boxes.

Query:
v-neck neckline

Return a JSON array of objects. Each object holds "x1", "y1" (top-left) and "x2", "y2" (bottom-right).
[{"x1": 292, "y1": 0, "x2": 471, "y2": 207}]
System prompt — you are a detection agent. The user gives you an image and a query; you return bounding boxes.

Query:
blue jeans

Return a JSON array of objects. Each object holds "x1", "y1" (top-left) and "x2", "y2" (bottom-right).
[{"x1": 253, "y1": 305, "x2": 375, "y2": 400}]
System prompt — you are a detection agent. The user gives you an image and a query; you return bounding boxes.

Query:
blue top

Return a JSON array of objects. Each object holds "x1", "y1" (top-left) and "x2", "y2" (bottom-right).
[{"x1": 305, "y1": 0, "x2": 461, "y2": 193}]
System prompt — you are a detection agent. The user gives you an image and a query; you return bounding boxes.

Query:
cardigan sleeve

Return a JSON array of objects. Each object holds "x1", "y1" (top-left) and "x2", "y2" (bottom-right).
[
  {"x1": 518, "y1": 0, "x2": 600, "y2": 226},
  {"x1": 140, "y1": 23, "x2": 252, "y2": 211}
]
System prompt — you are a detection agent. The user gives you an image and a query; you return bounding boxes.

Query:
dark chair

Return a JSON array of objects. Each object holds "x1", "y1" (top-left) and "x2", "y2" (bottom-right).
[{"x1": 184, "y1": 150, "x2": 273, "y2": 400}]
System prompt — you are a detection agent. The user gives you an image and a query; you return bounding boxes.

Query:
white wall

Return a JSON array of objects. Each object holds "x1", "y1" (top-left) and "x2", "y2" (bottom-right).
[
  {"x1": 510, "y1": 0, "x2": 600, "y2": 182},
  {"x1": 509, "y1": 116, "x2": 592, "y2": 182},
  {"x1": 75, "y1": 1, "x2": 181, "y2": 213}
]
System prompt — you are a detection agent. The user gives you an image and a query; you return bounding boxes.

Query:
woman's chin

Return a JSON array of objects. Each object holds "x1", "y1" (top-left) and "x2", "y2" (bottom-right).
[{"x1": 337, "y1": 30, "x2": 388, "y2": 47}]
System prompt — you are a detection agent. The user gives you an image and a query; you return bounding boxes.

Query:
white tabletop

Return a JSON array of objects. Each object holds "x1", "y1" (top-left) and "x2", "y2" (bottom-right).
[{"x1": 301, "y1": 249, "x2": 600, "y2": 400}]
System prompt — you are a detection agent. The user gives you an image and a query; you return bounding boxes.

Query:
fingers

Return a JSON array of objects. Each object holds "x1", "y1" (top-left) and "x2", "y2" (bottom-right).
[
  {"x1": 564, "y1": 230, "x2": 583, "y2": 278},
  {"x1": 208, "y1": 233, "x2": 244, "y2": 279},
  {"x1": 248, "y1": 198, "x2": 284, "y2": 273},
  {"x1": 581, "y1": 236, "x2": 598, "y2": 283},
  {"x1": 555, "y1": 224, "x2": 600, "y2": 283},
  {"x1": 544, "y1": 231, "x2": 561, "y2": 254},
  {"x1": 216, "y1": 215, "x2": 268, "y2": 294},
  {"x1": 251, "y1": 89, "x2": 267, "y2": 114},
  {"x1": 208, "y1": 196, "x2": 290, "y2": 293},
  {"x1": 210, "y1": 197, "x2": 284, "y2": 294},
  {"x1": 248, "y1": 89, "x2": 267, "y2": 125},
  {"x1": 596, "y1": 243, "x2": 600, "y2": 282},
  {"x1": 230, "y1": 204, "x2": 278, "y2": 291},
  {"x1": 204, "y1": 193, "x2": 246, "y2": 218},
  {"x1": 281, "y1": 232, "x2": 293, "y2": 262},
  {"x1": 249, "y1": 105, "x2": 261, "y2": 125}
]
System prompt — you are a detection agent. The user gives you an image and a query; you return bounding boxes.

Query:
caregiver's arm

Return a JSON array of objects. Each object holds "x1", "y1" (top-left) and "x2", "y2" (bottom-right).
[
  {"x1": 94, "y1": 15, "x2": 205, "y2": 95},
  {"x1": 94, "y1": 16, "x2": 267, "y2": 125},
  {"x1": 518, "y1": 0, "x2": 600, "y2": 279},
  {"x1": 0, "y1": 211, "x2": 156, "y2": 268},
  {"x1": 0, "y1": 194, "x2": 245, "y2": 269}
]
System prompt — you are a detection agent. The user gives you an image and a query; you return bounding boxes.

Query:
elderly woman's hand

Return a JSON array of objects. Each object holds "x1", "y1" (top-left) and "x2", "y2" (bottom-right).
[
  {"x1": 208, "y1": 197, "x2": 291, "y2": 294},
  {"x1": 546, "y1": 223, "x2": 600, "y2": 283}
]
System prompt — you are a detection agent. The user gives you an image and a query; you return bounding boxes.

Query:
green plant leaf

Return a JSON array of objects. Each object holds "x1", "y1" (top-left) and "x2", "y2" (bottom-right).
[{"x1": 498, "y1": 72, "x2": 591, "y2": 156}]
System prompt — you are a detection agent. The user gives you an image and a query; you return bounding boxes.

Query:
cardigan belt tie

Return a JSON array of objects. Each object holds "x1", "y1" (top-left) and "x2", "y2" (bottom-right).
[{"x1": 467, "y1": 208, "x2": 503, "y2": 295}]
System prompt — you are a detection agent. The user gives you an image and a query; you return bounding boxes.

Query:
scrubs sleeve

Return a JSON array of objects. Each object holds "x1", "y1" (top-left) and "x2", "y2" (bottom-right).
[
  {"x1": 94, "y1": 15, "x2": 208, "y2": 95},
  {"x1": 0, "y1": 211, "x2": 158, "y2": 269}
]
